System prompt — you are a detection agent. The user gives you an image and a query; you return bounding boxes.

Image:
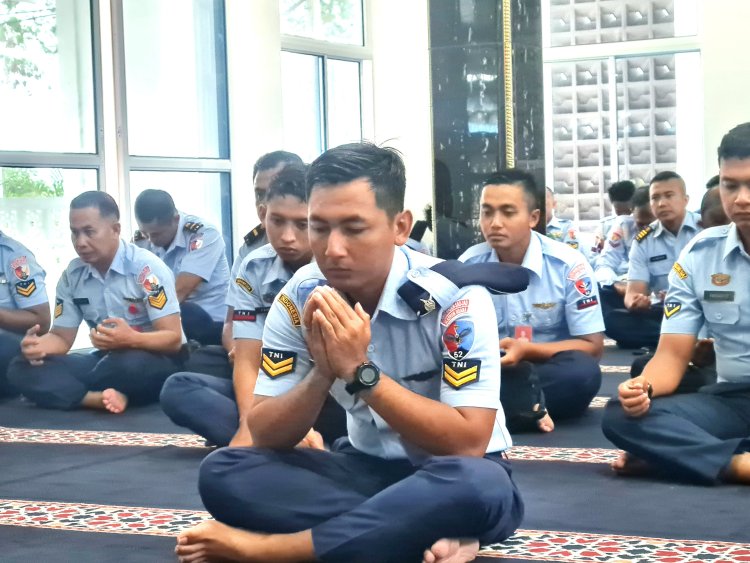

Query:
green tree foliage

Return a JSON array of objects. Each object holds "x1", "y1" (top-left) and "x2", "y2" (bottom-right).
[
  {"x1": 2, "y1": 167, "x2": 64, "y2": 198},
  {"x1": 0, "y1": 0, "x2": 58, "y2": 88}
]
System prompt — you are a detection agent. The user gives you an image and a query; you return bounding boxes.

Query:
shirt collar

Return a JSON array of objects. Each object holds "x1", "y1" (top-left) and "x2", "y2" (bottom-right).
[
  {"x1": 547, "y1": 216, "x2": 563, "y2": 230},
  {"x1": 170, "y1": 213, "x2": 189, "y2": 251},
  {"x1": 372, "y1": 247, "x2": 418, "y2": 321},
  {"x1": 520, "y1": 231, "x2": 544, "y2": 279},
  {"x1": 654, "y1": 211, "x2": 698, "y2": 238},
  {"x1": 723, "y1": 223, "x2": 745, "y2": 260},
  {"x1": 263, "y1": 252, "x2": 294, "y2": 287},
  {"x1": 84, "y1": 239, "x2": 127, "y2": 280}
]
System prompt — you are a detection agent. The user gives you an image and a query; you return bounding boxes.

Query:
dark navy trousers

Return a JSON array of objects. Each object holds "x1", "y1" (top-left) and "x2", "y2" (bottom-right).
[
  {"x1": 160, "y1": 371, "x2": 348, "y2": 447},
  {"x1": 0, "y1": 331, "x2": 22, "y2": 396},
  {"x1": 180, "y1": 302, "x2": 223, "y2": 346},
  {"x1": 198, "y1": 441, "x2": 524, "y2": 562},
  {"x1": 7, "y1": 349, "x2": 182, "y2": 409},
  {"x1": 602, "y1": 382, "x2": 750, "y2": 484}
]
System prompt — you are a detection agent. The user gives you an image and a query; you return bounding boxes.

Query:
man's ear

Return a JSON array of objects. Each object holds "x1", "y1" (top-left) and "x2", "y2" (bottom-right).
[
  {"x1": 394, "y1": 209, "x2": 414, "y2": 246},
  {"x1": 530, "y1": 209, "x2": 541, "y2": 229},
  {"x1": 113, "y1": 221, "x2": 121, "y2": 237},
  {"x1": 258, "y1": 204, "x2": 268, "y2": 223}
]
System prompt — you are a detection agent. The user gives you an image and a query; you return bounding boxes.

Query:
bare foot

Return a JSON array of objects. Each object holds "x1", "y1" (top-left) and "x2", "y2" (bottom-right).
[
  {"x1": 101, "y1": 388, "x2": 128, "y2": 414},
  {"x1": 176, "y1": 520, "x2": 315, "y2": 562},
  {"x1": 724, "y1": 452, "x2": 750, "y2": 484},
  {"x1": 611, "y1": 451, "x2": 652, "y2": 476},
  {"x1": 423, "y1": 538, "x2": 480, "y2": 563},
  {"x1": 297, "y1": 429, "x2": 325, "y2": 450},
  {"x1": 534, "y1": 404, "x2": 554, "y2": 433}
]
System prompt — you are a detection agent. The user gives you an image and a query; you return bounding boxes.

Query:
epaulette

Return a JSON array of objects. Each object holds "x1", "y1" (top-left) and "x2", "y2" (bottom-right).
[
  {"x1": 635, "y1": 225, "x2": 654, "y2": 243},
  {"x1": 133, "y1": 230, "x2": 147, "y2": 242},
  {"x1": 244, "y1": 224, "x2": 265, "y2": 246},
  {"x1": 184, "y1": 222, "x2": 203, "y2": 233}
]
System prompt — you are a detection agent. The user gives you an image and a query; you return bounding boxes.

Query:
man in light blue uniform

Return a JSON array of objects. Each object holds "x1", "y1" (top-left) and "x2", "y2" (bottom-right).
[
  {"x1": 602, "y1": 123, "x2": 750, "y2": 485},
  {"x1": 176, "y1": 143, "x2": 523, "y2": 563},
  {"x1": 545, "y1": 186, "x2": 589, "y2": 259},
  {"x1": 593, "y1": 180, "x2": 636, "y2": 255},
  {"x1": 0, "y1": 233, "x2": 50, "y2": 396},
  {"x1": 604, "y1": 171, "x2": 701, "y2": 348},
  {"x1": 134, "y1": 189, "x2": 229, "y2": 345},
  {"x1": 7, "y1": 192, "x2": 185, "y2": 413},
  {"x1": 596, "y1": 186, "x2": 655, "y2": 323},
  {"x1": 161, "y1": 165, "x2": 344, "y2": 447},
  {"x1": 461, "y1": 170, "x2": 604, "y2": 433},
  {"x1": 235, "y1": 150, "x2": 304, "y2": 262}
]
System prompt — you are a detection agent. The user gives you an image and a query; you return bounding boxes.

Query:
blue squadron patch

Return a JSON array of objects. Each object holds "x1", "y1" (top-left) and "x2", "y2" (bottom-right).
[{"x1": 442, "y1": 319, "x2": 475, "y2": 360}]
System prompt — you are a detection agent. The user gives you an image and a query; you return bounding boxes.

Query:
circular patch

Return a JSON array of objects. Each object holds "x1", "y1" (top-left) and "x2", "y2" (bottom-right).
[{"x1": 442, "y1": 319, "x2": 475, "y2": 360}]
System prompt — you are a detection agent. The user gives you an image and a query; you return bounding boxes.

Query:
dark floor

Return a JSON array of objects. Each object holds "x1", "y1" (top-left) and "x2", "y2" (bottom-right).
[{"x1": 1, "y1": 343, "x2": 748, "y2": 562}]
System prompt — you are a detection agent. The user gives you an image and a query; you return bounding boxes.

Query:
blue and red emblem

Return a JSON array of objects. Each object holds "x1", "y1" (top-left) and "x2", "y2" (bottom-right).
[
  {"x1": 442, "y1": 319, "x2": 475, "y2": 360},
  {"x1": 574, "y1": 276, "x2": 592, "y2": 297}
]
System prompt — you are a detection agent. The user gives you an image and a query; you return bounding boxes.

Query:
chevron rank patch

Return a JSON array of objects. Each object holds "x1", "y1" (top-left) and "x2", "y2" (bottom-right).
[
  {"x1": 261, "y1": 348, "x2": 297, "y2": 378},
  {"x1": 442, "y1": 359, "x2": 481, "y2": 389},
  {"x1": 235, "y1": 277, "x2": 253, "y2": 295},
  {"x1": 664, "y1": 301, "x2": 681, "y2": 319},
  {"x1": 278, "y1": 293, "x2": 301, "y2": 327},
  {"x1": 54, "y1": 298, "x2": 63, "y2": 318},
  {"x1": 15, "y1": 278, "x2": 36, "y2": 297},
  {"x1": 148, "y1": 287, "x2": 168, "y2": 310}
]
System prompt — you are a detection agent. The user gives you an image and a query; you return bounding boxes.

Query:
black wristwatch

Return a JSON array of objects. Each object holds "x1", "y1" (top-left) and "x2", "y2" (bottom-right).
[
  {"x1": 646, "y1": 381, "x2": 654, "y2": 399},
  {"x1": 345, "y1": 362, "x2": 381, "y2": 395}
]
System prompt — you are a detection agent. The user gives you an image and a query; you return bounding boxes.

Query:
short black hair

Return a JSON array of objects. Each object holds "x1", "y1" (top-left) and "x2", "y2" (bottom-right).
[
  {"x1": 483, "y1": 169, "x2": 540, "y2": 210},
  {"x1": 631, "y1": 185, "x2": 650, "y2": 208},
  {"x1": 266, "y1": 163, "x2": 308, "y2": 204},
  {"x1": 700, "y1": 186, "x2": 721, "y2": 216},
  {"x1": 608, "y1": 180, "x2": 636, "y2": 203},
  {"x1": 70, "y1": 191, "x2": 119, "y2": 220},
  {"x1": 253, "y1": 151, "x2": 303, "y2": 179},
  {"x1": 306, "y1": 142, "x2": 406, "y2": 218},
  {"x1": 705, "y1": 174, "x2": 720, "y2": 190},
  {"x1": 133, "y1": 189, "x2": 177, "y2": 225},
  {"x1": 650, "y1": 171, "x2": 683, "y2": 185},
  {"x1": 717, "y1": 122, "x2": 750, "y2": 162}
]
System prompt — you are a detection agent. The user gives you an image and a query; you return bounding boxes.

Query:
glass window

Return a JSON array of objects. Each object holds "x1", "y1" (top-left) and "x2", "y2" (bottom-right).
[
  {"x1": 122, "y1": 0, "x2": 229, "y2": 158},
  {"x1": 326, "y1": 58, "x2": 362, "y2": 148},
  {"x1": 0, "y1": 0, "x2": 95, "y2": 153},
  {"x1": 281, "y1": 51, "x2": 324, "y2": 162},
  {"x1": 280, "y1": 0, "x2": 364, "y2": 46},
  {"x1": 546, "y1": 0, "x2": 698, "y2": 48},
  {"x1": 128, "y1": 170, "x2": 231, "y2": 253},
  {"x1": 0, "y1": 167, "x2": 97, "y2": 347}
]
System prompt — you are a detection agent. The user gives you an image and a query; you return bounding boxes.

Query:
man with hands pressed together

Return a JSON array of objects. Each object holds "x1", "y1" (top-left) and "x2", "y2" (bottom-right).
[
  {"x1": 602, "y1": 123, "x2": 750, "y2": 485},
  {"x1": 176, "y1": 143, "x2": 522, "y2": 563},
  {"x1": 7, "y1": 191, "x2": 184, "y2": 414}
]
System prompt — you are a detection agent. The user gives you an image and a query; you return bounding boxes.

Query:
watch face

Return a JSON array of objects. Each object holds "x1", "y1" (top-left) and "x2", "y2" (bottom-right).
[{"x1": 360, "y1": 365, "x2": 379, "y2": 385}]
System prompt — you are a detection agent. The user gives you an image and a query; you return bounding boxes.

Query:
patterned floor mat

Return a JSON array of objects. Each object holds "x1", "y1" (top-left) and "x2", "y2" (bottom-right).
[
  {"x1": 0, "y1": 427, "x2": 206, "y2": 448},
  {"x1": 509, "y1": 446, "x2": 619, "y2": 464},
  {"x1": 2, "y1": 499, "x2": 746, "y2": 562}
]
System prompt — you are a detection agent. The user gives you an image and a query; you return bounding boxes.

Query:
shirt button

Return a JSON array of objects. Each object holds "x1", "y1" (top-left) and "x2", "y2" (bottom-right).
[
  {"x1": 367, "y1": 344, "x2": 375, "y2": 352},
  {"x1": 715, "y1": 313, "x2": 722, "y2": 320},
  {"x1": 407, "y1": 270, "x2": 418, "y2": 280}
]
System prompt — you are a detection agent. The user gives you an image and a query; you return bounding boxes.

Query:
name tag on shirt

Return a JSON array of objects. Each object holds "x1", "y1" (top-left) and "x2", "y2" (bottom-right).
[
  {"x1": 649, "y1": 255, "x2": 668, "y2": 262},
  {"x1": 704, "y1": 291, "x2": 734, "y2": 302},
  {"x1": 73, "y1": 298, "x2": 90, "y2": 305}
]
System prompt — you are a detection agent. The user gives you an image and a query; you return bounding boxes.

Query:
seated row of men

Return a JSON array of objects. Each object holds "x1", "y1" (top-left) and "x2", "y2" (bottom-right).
[{"x1": 1, "y1": 125, "x2": 749, "y2": 560}]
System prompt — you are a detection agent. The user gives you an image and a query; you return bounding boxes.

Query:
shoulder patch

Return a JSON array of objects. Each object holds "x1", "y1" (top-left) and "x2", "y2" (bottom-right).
[
  {"x1": 11, "y1": 256, "x2": 29, "y2": 280},
  {"x1": 54, "y1": 298, "x2": 63, "y2": 318},
  {"x1": 441, "y1": 299, "x2": 470, "y2": 326},
  {"x1": 235, "y1": 277, "x2": 253, "y2": 295},
  {"x1": 278, "y1": 293, "x2": 301, "y2": 327},
  {"x1": 664, "y1": 301, "x2": 681, "y2": 318},
  {"x1": 442, "y1": 319, "x2": 475, "y2": 360},
  {"x1": 261, "y1": 348, "x2": 297, "y2": 378},
  {"x1": 244, "y1": 224, "x2": 265, "y2": 246},
  {"x1": 183, "y1": 222, "x2": 203, "y2": 233},
  {"x1": 16, "y1": 279, "x2": 36, "y2": 297},
  {"x1": 566, "y1": 241, "x2": 580, "y2": 249},
  {"x1": 576, "y1": 295, "x2": 599, "y2": 310},
  {"x1": 635, "y1": 225, "x2": 654, "y2": 243},
  {"x1": 672, "y1": 262, "x2": 688, "y2": 280},
  {"x1": 567, "y1": 263, "x2": 587, "y2": 281},
  {"x1": 442, "y1": 358, "x2": 481, "y2": 389}
]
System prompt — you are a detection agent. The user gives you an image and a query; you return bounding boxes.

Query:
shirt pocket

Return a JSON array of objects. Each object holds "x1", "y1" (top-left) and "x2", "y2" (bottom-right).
[
  {"x1": 532, "y1": 304, "x2": 565, "y2": 330},
  {"x1": 702, "y1": 302, "x2": 739, "y2": 326}
]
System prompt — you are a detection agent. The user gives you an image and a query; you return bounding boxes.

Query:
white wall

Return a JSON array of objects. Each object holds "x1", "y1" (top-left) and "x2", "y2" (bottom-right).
[
  {"x1": 701, "y1": 0, "x2": 750, "y2": 180},
  {"x1": 369, "y1": 0, "x2": 434, "y2": 222}
]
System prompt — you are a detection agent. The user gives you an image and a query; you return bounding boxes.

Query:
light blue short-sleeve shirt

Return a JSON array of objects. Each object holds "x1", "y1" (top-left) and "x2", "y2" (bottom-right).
[
  {"x1": 228, "y1": 244, "x2": 296, "y2": 341},
  {"x1": 595, "y1": 215, "x2": 636, "y2": 286},
  {"x1": 459, "y1": 231, "x2": 605, "y2": 342},
  {"x1": 137, "y1": 213, "x2": 229, "y2": 322},
  {"x1": 546, "y1": 216, "x2": 590, "y2": 260},
  {"x1": 54, "y1": 240, "x2": 183, "y2": 339},
  {"x1": 627, "y1": 211, "x2": 701, "y2": 292},
  {"x1": 255, "y1": 246, "x2": 512, "y2": 461},
  {"x1": 662, "y1": 224, "x2": 750, "y2": 384},
  {"x1": 0, "y1": 233, "x2": 49, "y2": 335}
]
